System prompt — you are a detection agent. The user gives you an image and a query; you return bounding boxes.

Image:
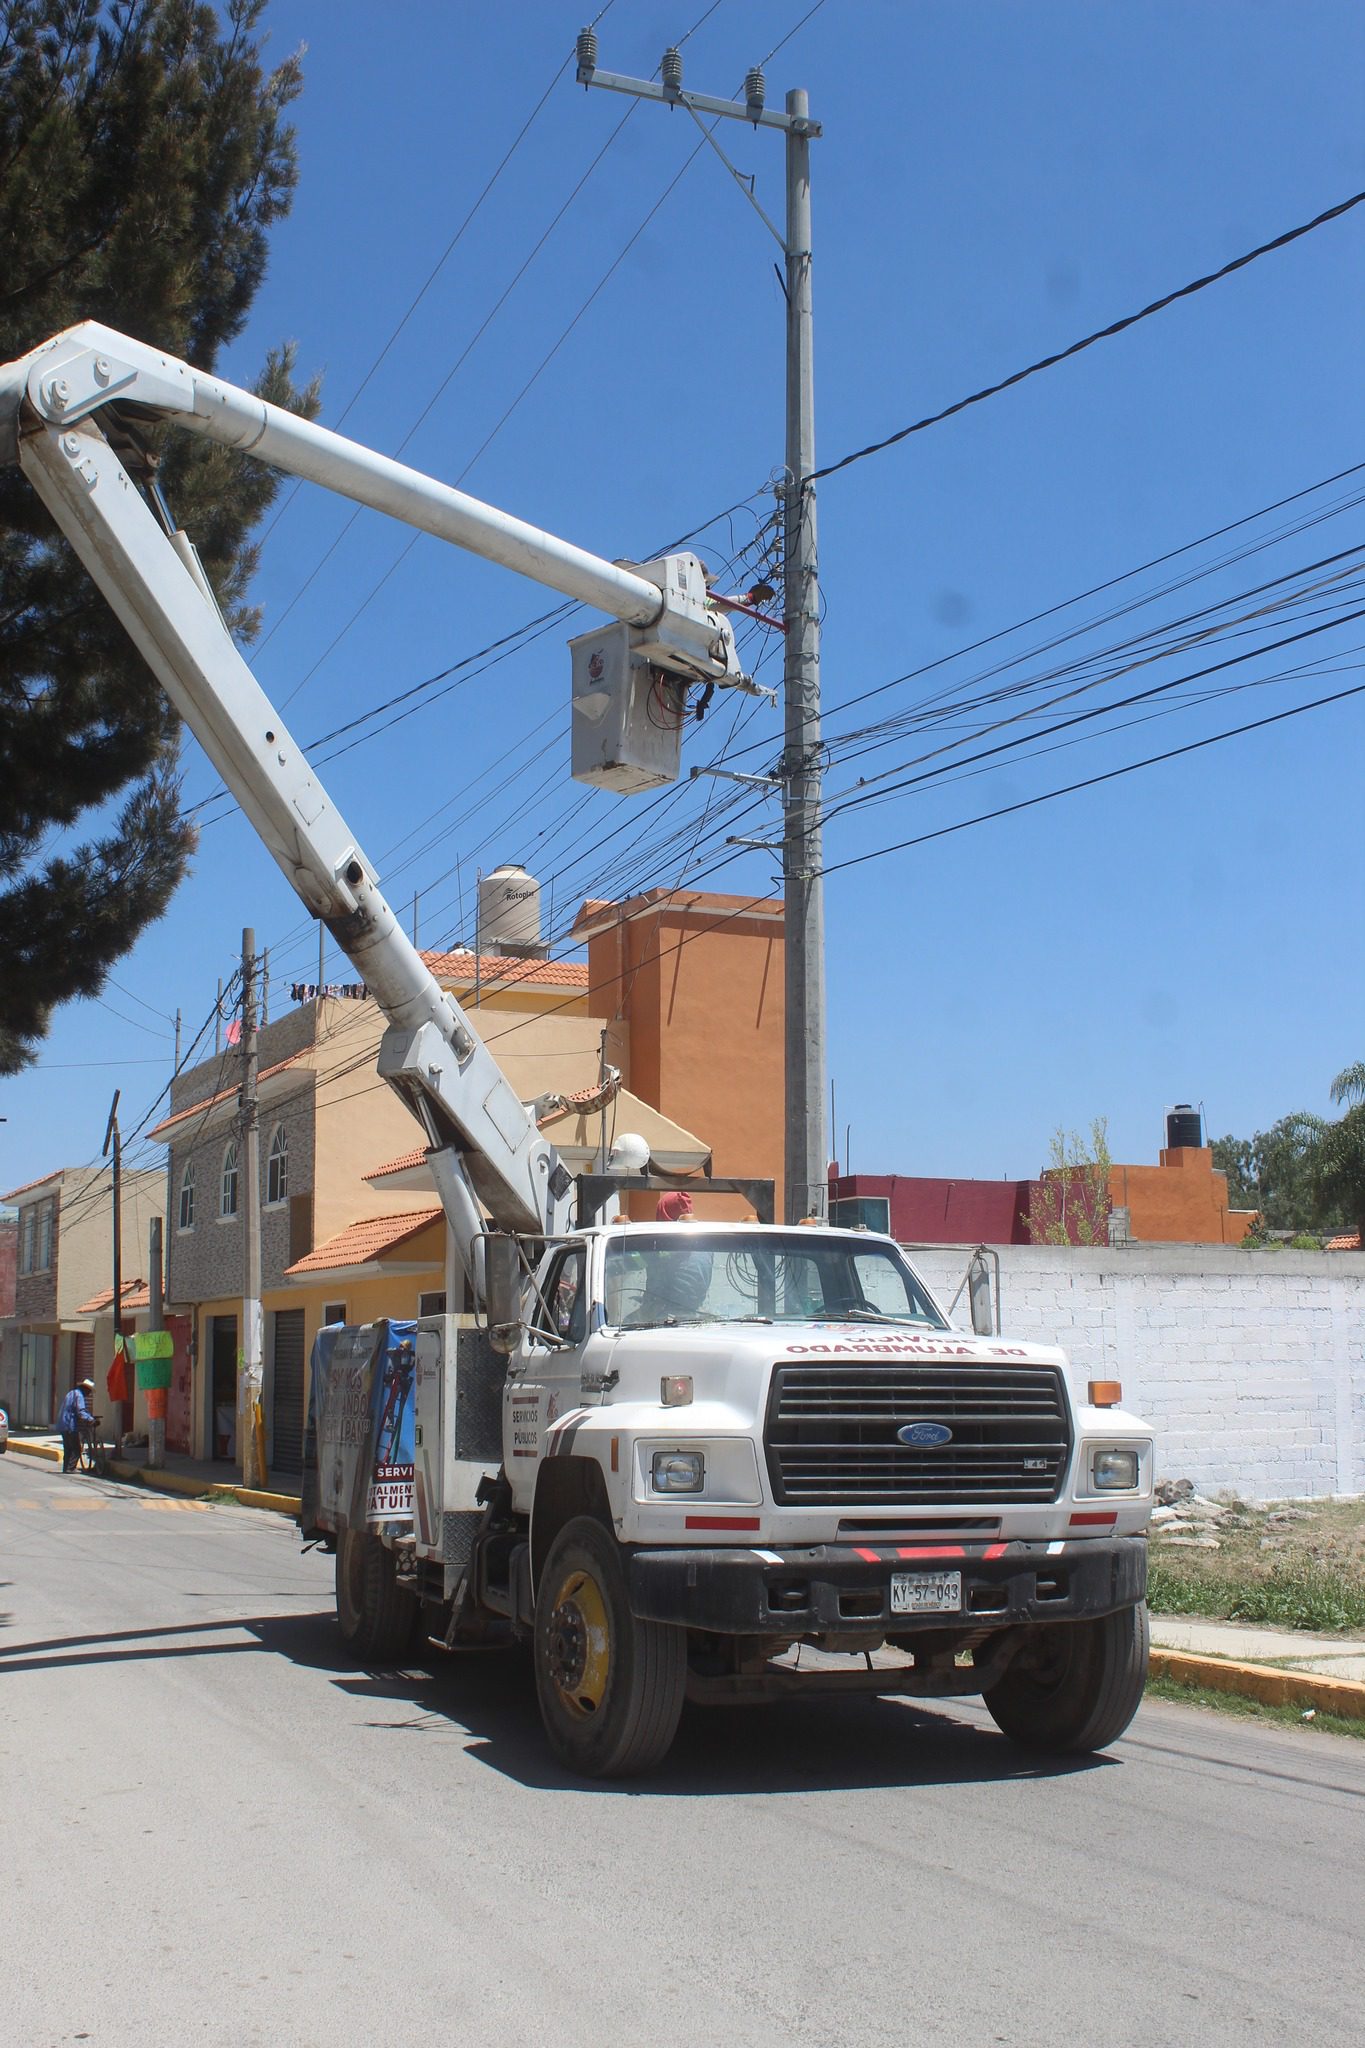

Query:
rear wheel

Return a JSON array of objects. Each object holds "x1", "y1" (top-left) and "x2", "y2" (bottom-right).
[
  {"x1": 533, "y1": 1516, "x2": 686, "y2": 1778},
  {"x1": 983, "y1": 1601, "x2": 1150, "y2": 1754},
  {"x1": 335, "y1": 1527, "x2": 419, "y2": 1662}
]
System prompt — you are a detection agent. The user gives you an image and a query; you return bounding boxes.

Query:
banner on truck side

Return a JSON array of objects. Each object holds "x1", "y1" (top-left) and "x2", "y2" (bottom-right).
[{"x1": 300, "y1": 1319, "x2": 417, "y2": 1537}]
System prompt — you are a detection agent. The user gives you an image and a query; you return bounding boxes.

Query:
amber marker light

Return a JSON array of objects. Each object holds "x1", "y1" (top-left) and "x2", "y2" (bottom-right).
[{"x1": 1088, "y1": 1380, "x2": 1122, "y2": 1408}]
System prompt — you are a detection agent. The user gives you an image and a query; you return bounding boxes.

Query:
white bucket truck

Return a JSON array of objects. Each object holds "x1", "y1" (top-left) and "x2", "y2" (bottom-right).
[{"x1": 1, "y1": 325, "x2": 1154, "y2": 1776}]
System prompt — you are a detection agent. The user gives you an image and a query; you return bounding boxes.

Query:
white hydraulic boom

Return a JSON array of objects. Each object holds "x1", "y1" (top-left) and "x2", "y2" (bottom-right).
[{"x1": 0, "y1": 322, "x2": 745, "y2": 1267}]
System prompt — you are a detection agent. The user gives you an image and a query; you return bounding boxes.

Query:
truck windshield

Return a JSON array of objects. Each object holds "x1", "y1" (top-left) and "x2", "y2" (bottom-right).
[{"x1": 603, "y1": 1232, "x2": 947, "y2": 1329}]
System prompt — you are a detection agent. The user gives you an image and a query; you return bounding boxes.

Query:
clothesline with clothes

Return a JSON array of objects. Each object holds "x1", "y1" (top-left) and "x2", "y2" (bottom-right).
[{"x1": 289, "y1": 981, "x2": 369, "y2": 1003}]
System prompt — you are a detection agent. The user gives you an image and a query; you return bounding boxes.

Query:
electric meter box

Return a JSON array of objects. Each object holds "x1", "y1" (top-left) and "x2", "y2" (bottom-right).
[{"x1": 570, "y1": 621, "x2": 684, "y2": 793}]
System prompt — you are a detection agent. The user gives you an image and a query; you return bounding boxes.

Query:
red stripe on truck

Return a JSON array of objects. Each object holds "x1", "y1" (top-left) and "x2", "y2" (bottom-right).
[{"x1": 684, "y1": 1515, "x2": 761, "y2": 1531}]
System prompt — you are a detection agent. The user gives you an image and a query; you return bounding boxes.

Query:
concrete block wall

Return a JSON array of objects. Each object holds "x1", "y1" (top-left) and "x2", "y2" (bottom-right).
[{"x1": 902, "y1": 1243, "x2": 1364, "y2": 1502}]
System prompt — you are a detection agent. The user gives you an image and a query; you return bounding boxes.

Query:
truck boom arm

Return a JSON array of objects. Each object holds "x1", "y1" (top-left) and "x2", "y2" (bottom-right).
[{"x1": 0, "y1": 323, "x2": 742, "y2": 1257}]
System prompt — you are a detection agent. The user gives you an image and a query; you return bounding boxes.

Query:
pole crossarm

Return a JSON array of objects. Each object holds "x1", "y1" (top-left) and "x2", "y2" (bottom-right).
[{"x1": 577, "y1": 63, "x2": 821, "y2": 137}]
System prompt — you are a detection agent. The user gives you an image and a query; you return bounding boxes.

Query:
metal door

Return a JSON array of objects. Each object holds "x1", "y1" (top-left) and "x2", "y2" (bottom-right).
[{"x1": 271, "y1": 1308, "x2": 306, "y2": 1475}]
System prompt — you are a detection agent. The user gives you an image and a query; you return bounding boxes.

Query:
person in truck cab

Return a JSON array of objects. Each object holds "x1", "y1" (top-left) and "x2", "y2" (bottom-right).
[{"x1": 621, "y1": 1190, "x2": 712, "y2": 1325}]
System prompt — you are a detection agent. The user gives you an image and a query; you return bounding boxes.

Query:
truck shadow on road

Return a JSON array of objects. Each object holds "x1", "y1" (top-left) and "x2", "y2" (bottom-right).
[
  {"x1": 0, "y1": 1604, "x2": 1117, "y2": 1794},
  {"x1": 248, "y1": 1611, "x2": 1118, "y2": 1797}
]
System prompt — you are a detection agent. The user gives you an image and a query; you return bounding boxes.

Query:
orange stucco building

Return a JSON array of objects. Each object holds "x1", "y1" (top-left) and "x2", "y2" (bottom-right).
[
  {"x1": 574, "y1": 889, "x2": 785, "y2": 1214},
  {"x1": 1109, "y1": 1144, "x2": 1253, "y2": 1245}
]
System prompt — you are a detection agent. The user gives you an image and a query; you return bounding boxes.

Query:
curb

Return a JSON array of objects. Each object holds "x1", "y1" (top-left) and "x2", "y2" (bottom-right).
[
  {"x1": 1149, "y1": 1647, "x2": 1365, "y2": 1722},
  {"x1": 107, "y1": 1459, "x2": 301, "y2": 1518},
  {"x1": 8, "y1": 1438, "x2": 61, "y2": 1464}
]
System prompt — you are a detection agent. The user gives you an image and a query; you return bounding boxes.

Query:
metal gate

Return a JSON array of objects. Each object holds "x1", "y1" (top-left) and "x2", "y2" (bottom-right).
[{"x1": 271, "y1": 1308, "x2": 306, "y2": 1475}]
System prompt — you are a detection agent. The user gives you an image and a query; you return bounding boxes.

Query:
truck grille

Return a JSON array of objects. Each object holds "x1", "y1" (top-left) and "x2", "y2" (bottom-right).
[{"x1": 764, "y1": 1361, "x2": 1071, "y2": 1507}]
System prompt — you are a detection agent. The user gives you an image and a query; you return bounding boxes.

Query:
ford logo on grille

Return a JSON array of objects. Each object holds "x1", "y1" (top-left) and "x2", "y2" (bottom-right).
[{"x1": 897, "y1": 1421, "x2": 954, "y2": 1447}]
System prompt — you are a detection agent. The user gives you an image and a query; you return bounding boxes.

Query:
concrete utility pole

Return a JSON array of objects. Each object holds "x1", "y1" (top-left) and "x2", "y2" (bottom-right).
[
  {"x1": 102, "y1": 1089, "x2": 127, "y2": 1439},
  {"x1": 147, "y1": 1213, "x2": 165, "y2": 1469},
  {"x1": 575, "y1": 32, "x2": 827, "y2": 1220},
  {"x1": 238, "y1": 928, "x2": 264, "y2": 1487}
]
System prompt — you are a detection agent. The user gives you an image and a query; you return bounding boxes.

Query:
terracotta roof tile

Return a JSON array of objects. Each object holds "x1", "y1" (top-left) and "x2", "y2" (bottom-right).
[
  {"x1": 149, "y1": 1050, "x2": 310, "y2": 1140},
  {"x1": 420, "y1": 947, "x2": 589, "y2": 990},
  {"x1": 1324, "y1": 1231, "x2": 1362, "y2": 1251},
  {"x1": 366, "y1": 1147, "x2": 430, "y2": 1181},
  {"x1": 285, "y1": 1206, "x2": 443, "y2": 1276},
  {"x1": 2, "y1": 1168, "x2": 66, "y2": 1202},
  {"x1": 76, "y1": 1278, "x2": 151, "y2": 1315}
]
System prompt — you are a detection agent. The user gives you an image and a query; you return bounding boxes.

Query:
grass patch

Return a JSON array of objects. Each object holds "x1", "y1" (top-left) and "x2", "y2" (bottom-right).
[
  {"x1": 200, "y1": 1485, "x2": 241, "y2": 1506},
  {"x1": 1148, "y1": 1556, "x2": 1365, "y2": 1633},
  {"x1": 1145, "y1": 1672, "x2": 1364, "y2": 1740}
]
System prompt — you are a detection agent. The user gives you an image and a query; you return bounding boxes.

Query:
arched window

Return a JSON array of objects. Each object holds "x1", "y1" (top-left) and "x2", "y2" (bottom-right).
[
  {"x1": 178, "y1": 1159, "x2": 195, "y2": 1232},
  {"x1": 220, "y1": 1138, "x2": 239, "y2": 1218},
  {"x1": 267, "y1": 1124, "x2": 289, "y2": 1205}
]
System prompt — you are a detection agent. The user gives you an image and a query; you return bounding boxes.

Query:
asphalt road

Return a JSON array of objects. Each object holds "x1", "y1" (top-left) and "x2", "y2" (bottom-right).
[{"x1": 3, "y1": 1453, "x2": 1363, "y2": 2048}]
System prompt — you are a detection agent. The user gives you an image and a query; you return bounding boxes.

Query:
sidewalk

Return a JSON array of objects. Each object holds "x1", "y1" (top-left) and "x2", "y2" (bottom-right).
[
  {"x1": 1148, "y1": 1614, "x2": 1365, "y2": 1721},
  {"x1": 6, "y1": 1432, "x2": 301, "y2": 1515},
  {"x1": 1150, "y1": 1616, "x2": 1365, "y2": 1683}
]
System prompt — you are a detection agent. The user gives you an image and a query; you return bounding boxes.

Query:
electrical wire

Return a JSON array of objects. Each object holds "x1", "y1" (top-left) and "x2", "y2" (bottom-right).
[
  {"x1": 809, "y1": 191, "x2": 1365, "y2": 484},
  {"x1": 816, "y1": 682, "x2": 1365, "y2": 881}
]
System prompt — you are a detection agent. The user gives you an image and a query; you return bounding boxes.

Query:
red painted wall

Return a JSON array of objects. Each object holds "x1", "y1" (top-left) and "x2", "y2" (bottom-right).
[{"x1": 830, "y1": 1173, "x2": 1033, "y2": 1245}]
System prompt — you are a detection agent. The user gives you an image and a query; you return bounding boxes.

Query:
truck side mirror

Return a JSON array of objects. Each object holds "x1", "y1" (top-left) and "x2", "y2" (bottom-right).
[{"x1": 481, "y1": 1233, "x2": 524, "y2": 1355}]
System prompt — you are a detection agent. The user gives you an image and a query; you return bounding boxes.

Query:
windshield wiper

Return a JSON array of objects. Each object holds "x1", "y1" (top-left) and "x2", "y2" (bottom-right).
[{"x1": 825, "y1": 1308, "x2": 920, "y2": 1325}]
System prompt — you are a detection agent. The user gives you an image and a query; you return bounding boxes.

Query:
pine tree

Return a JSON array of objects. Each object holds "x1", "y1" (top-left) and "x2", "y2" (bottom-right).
[{"x1": 0, "y1": 0, "x2": 318, "y2": 1072}]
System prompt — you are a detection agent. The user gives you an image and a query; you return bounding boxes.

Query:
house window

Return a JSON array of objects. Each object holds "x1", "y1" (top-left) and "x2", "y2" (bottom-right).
[
  {"x1": 220, "y1": 1139, "x2": 239, "y2": 1218},
  {"x1": 19, "y1": 1206, "x2": 35, "y2": 1274},
  {"x1": 178, "y1": 1160, "x2": 195, "y2": 1232},
  {"x1": 418, "y1": 1290, "x2": 446, "y2": 1317},
  {"x1": 34, "y1": 1200, "x2": 54, "y2": 1272},
  {"x1": 322, "y1": 1302, "x2": 347, "y2": 1326},
  {"x1": 266, "y1": 1124, "x2": 289, "y2": 1206}
]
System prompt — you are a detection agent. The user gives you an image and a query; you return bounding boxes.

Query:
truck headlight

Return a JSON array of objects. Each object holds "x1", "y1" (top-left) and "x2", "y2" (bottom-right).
[
  {"x1": 1091, "y1": 1447, "x2": 1139, "y2": 1490},
  {"x1": 652, "y1": 1450, "x2": 705, "y2": 1494}
]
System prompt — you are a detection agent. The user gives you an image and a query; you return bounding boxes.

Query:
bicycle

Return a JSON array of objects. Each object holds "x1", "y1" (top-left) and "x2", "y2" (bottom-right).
[{"x1": 78, "y1": 1413, "x2": 111, "y2": 1477}]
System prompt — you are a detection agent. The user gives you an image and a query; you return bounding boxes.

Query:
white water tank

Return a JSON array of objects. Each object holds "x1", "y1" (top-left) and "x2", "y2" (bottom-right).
[{"x1": 479, "y1": 863, "x2": 544, "y2": 957}]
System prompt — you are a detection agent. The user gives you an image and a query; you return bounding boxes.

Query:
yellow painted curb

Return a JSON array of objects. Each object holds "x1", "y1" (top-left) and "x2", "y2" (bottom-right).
[
  {"x1": 107, "y1": 1460, "x2": 300, "y2": 1518},
  {"x1": 109, "y1": 1460, "x2": 201, "y2": 1494},
  {"x1": 1149, "y1": 1647, "x2": 1365, "y2": 1722},
  {"x1": 8, "y1": 1438, "x2": 62, "y2": 1463},
  {"x1": 234, "y1": 1484, "x2": 302, "y2": 1515}
]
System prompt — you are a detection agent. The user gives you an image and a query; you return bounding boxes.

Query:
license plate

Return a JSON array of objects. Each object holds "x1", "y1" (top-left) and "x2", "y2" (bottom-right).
[{"x1": 890, "y1": 1569, "x2": 962, "y2": 1615}]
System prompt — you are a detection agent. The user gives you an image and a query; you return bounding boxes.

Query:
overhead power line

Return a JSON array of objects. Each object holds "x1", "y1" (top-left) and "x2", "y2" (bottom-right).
[
  {"x1": 810, "y1": 190, "x2": 1365, "y2": 484},
  {"x1": 817, "y1": 682, "x2": 1365, "y2": 880}
]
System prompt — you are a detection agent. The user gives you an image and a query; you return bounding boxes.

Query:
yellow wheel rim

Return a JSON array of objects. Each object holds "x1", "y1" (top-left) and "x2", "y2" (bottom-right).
[{"x1": 547, "y1": 1567, "x2": 611, "y2": 1717}]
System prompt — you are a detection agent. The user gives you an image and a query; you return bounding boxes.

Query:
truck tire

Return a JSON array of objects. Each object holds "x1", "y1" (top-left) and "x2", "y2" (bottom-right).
[
  {"x1": 533, "y1": 1515, "x2": 686, "y2": 1778},
  {"x1": 982, "y1": 1600, "x2": 1150, "y2": 1754},
  {"x1": 335, "y1": 1527, "x2": 419, "y2": 1663}
]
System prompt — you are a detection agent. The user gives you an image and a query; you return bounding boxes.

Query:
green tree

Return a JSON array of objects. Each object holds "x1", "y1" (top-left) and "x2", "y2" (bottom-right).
[
  {"x1": 1026, "y1": 1117, "x2": 1114, "y2": 1246},
  {"x1": 0, "y1": 0, "x2": 318, "y2": 1072},
  {"x1": 1211, "y1": 1117, "x2": 1320, "y2": 1233},
  {"x1": 1292, "y1": 1063, "x2": 1365, "y2": 1243}
]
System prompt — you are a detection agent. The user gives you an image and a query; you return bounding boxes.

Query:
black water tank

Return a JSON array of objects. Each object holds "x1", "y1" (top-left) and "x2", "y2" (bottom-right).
[{"x1": 1166, "y1": 1103, "x2": 1202, "y2": 1149}]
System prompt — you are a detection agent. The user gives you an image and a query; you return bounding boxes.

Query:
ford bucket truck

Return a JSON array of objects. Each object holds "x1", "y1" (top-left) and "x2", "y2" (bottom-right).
[{"x1": 0, "y1": 324, "x2": 1155, "y2": 1777}]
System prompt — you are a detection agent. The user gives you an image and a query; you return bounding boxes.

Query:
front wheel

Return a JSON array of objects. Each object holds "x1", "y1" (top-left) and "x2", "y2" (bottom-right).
[
  {"x1": 335, "y1": 1527, "x2": 419, "y2": 1662},
  {"x1": 533, "y1": 1516, "x2": 686, "y2": 1778},
  {"x1": 982, "y1": 1600, "x2": 1150, "y2": 1754}
]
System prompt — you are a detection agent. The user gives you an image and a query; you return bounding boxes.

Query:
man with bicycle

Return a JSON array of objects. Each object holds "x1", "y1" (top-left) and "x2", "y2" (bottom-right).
[{"x1": 58, "y1": 1378, "x2": 96, "y2": 1474}]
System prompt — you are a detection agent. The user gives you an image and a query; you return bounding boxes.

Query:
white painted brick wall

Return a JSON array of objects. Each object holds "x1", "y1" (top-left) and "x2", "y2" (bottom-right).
[{"x1": 902, "y1": 1243, "x2": 1365, "y2": 1501}]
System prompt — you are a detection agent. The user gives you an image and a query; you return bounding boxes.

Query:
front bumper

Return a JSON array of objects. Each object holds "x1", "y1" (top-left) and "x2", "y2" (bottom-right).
[{"x1": 626, "y1": 1535, "x2": 1147, "y2": 1638}]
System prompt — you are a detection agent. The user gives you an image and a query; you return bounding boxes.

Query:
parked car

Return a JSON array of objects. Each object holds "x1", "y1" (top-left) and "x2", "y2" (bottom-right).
[{"x1": 0, "y1": 1403, "x2": 8, "y2": 1451}]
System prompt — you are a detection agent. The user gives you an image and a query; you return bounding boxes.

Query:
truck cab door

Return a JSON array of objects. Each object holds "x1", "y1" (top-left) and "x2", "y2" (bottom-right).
[{"x1": 503, "y1": 1244, "x2": 588, "y2": 1513}]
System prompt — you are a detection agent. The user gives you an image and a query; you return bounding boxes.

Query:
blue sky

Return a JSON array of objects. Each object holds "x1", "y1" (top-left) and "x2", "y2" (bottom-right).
[{"x1": 3, "y1": 0, "x2": 1363, "y2": 1202}]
